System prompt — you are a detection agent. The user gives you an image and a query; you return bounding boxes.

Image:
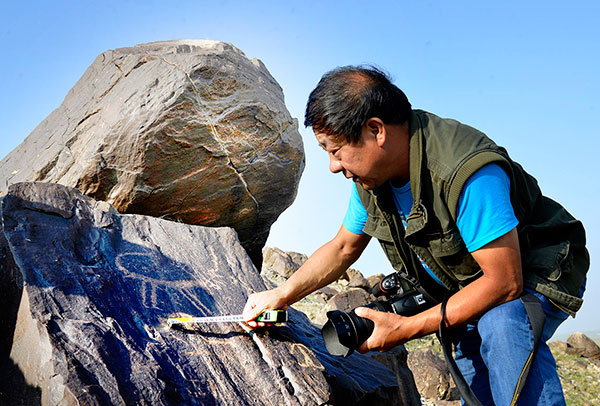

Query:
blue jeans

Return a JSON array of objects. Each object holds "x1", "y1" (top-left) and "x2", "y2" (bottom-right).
[{"x1": 452, "y1": 289, "x2": 579, "y2": 406}]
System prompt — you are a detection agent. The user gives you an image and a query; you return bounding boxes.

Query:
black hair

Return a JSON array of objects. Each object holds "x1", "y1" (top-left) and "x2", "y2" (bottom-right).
[{"x1": 304, "y1": 65, "x2": 412, "y2": 143}]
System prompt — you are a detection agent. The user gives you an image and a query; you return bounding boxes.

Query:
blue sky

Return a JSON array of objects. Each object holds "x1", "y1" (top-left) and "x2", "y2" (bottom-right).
[{"x1": 1, "y1": 1, "x2": 598, "y2": 338}]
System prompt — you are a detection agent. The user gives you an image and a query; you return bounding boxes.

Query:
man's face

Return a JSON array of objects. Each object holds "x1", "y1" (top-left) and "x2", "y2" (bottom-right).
[{"x1": 315, "y1": 127, "x2": 386, "y2": 190}]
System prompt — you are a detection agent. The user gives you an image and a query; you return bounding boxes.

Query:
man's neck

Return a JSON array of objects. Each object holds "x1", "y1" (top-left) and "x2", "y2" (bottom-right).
[{"x1": 385, "y1": 122, "x2": 411, "y2": 183}]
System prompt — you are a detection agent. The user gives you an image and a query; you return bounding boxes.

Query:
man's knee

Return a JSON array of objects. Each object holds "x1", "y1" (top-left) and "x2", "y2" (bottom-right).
[{"x1": 477, "y1": 298, "x2": 533, "y2": 354}]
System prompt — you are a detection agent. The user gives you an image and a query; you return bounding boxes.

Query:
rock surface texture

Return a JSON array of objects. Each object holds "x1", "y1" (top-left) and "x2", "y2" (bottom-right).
[
  {"x1": 406, "y1": 349, "x2": 459, "y2": 404},
  {"x1": 0, "y1": 40, "x2": 304, "y2": 266},
  {"x1": 0, "y1": 182, "x2": 405, "y2": 405}
]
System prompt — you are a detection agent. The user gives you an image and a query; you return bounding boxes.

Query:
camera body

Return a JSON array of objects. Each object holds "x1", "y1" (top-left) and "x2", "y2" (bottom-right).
[{"x1": 321, "y1": 272, "x2": 434, "y2": 357}]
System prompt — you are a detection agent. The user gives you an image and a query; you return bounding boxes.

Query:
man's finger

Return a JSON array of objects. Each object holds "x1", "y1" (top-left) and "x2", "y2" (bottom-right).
[
  {"x1": 357, "y1": 340, "x2": 370, "y2": 353},
  {"x1": 354, "y1": 306, "x2": 374, "y2": 319},
  {"x1": 242, "y1": 304, "x2": 261, "y2": 322}
]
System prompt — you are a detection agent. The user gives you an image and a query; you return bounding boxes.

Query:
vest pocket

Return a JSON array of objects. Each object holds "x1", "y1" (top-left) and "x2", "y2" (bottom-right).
[
  {"x1": 379, "y1": 241, "x2": 406, "y2": 272},
  {"x1": 434, "y1": 249, "x2": 481, "y2": 282},
  {"x1": 408, "y1": 229, "x2": 480, "y2": 283},
  {"x1": 524, "y1": 241, "x2": 572, "y2": 282},
  {"x1": 363, "y1": 216, "x2": 394, "y2": 242},
  {"x1": 426, "y1": 228, "x2": 464, "y2": 257}
]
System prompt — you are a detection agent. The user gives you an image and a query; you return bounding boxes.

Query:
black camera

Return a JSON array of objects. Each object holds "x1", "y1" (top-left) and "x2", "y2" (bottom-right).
[{"x1": 320, "y1": 272, "x2": 434, "y2": 357}]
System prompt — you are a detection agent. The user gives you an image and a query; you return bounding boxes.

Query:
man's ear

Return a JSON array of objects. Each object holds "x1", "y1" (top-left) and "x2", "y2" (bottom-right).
[{"x1": 365, "y1": 117, "x2": 386, "y2": 146}]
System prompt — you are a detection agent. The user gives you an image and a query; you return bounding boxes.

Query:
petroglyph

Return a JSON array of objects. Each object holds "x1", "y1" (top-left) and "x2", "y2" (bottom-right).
[
  {"x1": 288, "y1": 343, "x2": 324, "y2": 369},
  {"x1": 115, "y1": 251, "x2": 206, "y2": 311}
]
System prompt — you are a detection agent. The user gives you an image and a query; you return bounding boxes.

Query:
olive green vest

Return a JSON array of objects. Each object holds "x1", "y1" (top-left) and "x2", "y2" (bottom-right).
[{"x1": 357, "y1": 110, "x2": 589, "y2": 316}]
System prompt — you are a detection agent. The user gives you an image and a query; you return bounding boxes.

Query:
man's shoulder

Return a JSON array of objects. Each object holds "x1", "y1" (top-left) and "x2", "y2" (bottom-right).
[
  {"x1": 413, "y1": 110, "x2": 503, "y2": 175},
  {"x1": 413, "y1": 109, "x2": 490, "y2": 141}
]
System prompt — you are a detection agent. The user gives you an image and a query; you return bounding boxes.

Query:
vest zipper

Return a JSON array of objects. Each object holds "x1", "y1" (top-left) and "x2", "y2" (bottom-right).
[
  {"x1": 413, "y1": 244, "x2": 457, "y2": 287},
  {"x1": 403, "y1": 209, "x2": 458, "y2": 289}
]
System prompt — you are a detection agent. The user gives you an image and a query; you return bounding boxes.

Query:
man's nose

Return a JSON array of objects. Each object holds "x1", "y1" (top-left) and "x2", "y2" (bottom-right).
[{"x1": 329, "y1": 155, "x2": 343, "y2": 173}]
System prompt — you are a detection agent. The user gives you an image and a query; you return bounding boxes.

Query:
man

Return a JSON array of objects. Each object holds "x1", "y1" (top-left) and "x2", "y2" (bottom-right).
[{"x1": 243, "y1": 66, "x2": 588, "y2": 405}]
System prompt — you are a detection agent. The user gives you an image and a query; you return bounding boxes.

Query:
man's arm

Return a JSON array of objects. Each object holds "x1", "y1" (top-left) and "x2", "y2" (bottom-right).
[
  {"x1": 243, "y1": 225, "x2": 371, "y2": 327},
  {"x1": 356, "y1": 227, "x2": 523, "y2": 352}
]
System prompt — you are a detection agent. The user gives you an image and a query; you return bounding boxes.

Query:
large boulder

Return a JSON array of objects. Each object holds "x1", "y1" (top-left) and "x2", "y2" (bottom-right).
[
  {"x1": 566, "y1": 332, "x2": 600, "y2": 359},
  {"x1": 0, "y1": 40, "x2": 304, "y2": 266},
  {"x1": 262, "y1": 247, "x2": 308, "y2": 280},
  {"x1": 0, "y1": 182, "x2": 408, "y2": 405}
]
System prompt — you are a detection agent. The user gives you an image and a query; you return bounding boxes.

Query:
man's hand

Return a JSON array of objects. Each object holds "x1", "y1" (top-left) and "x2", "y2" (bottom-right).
[
  {"x1": 242, "y1": 288, "x2": 288, "y2": 328},
  {"x1": 355, "y1": 307, "x2": 410, "y2": 353}
]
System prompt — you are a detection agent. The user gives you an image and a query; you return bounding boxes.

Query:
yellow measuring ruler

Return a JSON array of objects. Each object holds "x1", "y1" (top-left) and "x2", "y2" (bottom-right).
[{"x1": 167, "y1": 310, "x2": 287, "y2": 328}]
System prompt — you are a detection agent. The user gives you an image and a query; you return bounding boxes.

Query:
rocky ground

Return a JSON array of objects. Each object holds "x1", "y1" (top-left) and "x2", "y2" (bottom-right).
[
  {"x1": 549, "y1": 336, "x2": 600, "y2": 406},
  {"x1": 262, "y1": 247, "x2": 600, "y2": 406}
]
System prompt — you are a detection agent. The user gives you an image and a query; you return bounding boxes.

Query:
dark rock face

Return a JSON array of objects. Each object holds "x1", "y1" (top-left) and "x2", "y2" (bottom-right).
[
  {"x1": 0, "y1": 182, "x2": 405, "y2": 405},
  {"x1": 0, "y1": 40, "x2": 305, "y2": 266}
]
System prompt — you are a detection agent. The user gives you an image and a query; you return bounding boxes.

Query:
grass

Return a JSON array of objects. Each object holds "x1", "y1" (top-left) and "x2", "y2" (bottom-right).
[{"x1": 550, "y1": 344, "x2": 600, "y2": 406}]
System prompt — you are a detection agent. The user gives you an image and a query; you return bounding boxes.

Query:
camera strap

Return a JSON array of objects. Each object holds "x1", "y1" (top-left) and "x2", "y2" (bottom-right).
[
  {"x1": 437, "y1": 292, "x2": 546, "y2": 406},
  {"x1": 396, "y1": 271, "x2": 444, "y2": 305},
  {"x1": 438, "y1": 297, "x2": 483, "y2": 406}
]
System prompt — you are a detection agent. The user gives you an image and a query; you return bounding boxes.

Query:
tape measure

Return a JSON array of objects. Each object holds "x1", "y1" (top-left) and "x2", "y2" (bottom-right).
[{"x1": 167, "y1": 310, "x2": 287, "y2": 328}]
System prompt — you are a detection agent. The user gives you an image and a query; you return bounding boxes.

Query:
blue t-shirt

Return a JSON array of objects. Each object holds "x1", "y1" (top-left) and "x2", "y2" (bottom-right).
[{"x1": 343, "y1": 163, "x2": 519, "y2": 283}]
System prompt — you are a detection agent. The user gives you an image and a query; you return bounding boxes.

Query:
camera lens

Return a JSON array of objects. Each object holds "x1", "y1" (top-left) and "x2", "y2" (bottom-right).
[{"x1": 321, "y1": 301, "x2": 391, "y2": 357}]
